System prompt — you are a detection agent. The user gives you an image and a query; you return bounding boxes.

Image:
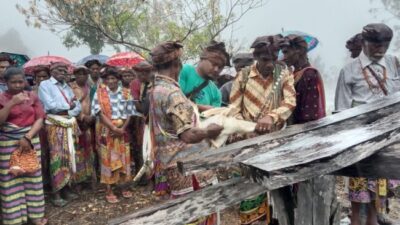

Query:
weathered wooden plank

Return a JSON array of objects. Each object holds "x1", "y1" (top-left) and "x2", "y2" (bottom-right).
[
  {"x1": 245, "y1": 128, "x2": 400, "y2": 190},
  {"x1": 243, "y1": 110, "x2": 400, "y2": 174},
  {"x1": 107, "y1": 178, "x2": 265, "y2": 225},
  {"x1": 108, "y1": 138, "x2": 400, "y2": 225},
  {"x1": 108, "y1": 93, "x2": 400, "y2": 225},
  {"x1": 334, "y1": 142, "x2": 400, "y2": 179},
  {"x1": 178, "y1": 93, "x2": 400, "y2": 175}
]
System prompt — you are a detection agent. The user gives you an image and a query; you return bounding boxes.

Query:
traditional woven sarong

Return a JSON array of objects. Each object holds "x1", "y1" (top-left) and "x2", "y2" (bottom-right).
[
  {"x1": 72, "y1": 128, "x2": 94, "y2": 184},
  {"x1": 0, "y1": 123, "x2": 45, "y2": 225},
  {"x1": 240, "y1": 194, "x2": 269, "y2": 225},
  {"x1": 229, "y1": 64, "x2": 295, "y2": 225},
  {"x1": 150, "y1": 75, "x2": 217, "y2": 225},
  {"x1": 45, "y1": 115, "x2": 80, "y2": 192},
  {"x1": 38, "y1": 129, "x2": 50, "y2": 187},
  {"x1": 349, "y1": 177, "x2": 400, "y2": 213},
  {"x1": 97, "y1": 120, "x2": 131, "y2": 185}
]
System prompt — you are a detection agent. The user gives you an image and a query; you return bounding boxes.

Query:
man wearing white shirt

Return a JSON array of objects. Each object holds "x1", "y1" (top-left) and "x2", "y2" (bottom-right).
[
  {"x1": 335, "y1": 23, "x2": 399, "y2": 225},
  {"x1": 38, "y1": 62, "x2": 82, "y2": 207}
]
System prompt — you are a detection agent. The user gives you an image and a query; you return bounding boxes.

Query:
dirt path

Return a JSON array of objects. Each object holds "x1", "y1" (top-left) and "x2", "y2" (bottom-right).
[{"x1": 45, "y1": 179, "x2": 400, "y2": 225}]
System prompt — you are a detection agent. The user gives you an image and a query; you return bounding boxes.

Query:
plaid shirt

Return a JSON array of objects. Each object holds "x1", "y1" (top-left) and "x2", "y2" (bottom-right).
[{"x1": 91, "y1": 85, "x2": 137, "y2": 119}]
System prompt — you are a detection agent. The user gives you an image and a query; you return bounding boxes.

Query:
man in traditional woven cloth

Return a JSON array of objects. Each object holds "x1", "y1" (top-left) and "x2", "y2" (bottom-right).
[
  {"x1": 38, "y1": 62, "x2": 82, "y2": 207},
  {"x1": 229, "y1": 35, "x2": 296, "y2": 225},
  {"x1": 148, "y1": 40, "x2": 223, "y2": 224}
]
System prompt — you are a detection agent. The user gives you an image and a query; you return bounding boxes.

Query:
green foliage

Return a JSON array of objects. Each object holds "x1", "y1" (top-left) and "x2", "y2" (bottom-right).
[{"x1": 17, "y1": 0, "x2": 263, "y2": 60}]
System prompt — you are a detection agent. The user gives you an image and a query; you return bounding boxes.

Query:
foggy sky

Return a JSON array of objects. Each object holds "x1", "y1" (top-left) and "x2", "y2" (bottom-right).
[{"x1": 0, "y1": 0, "x2": 398, "y2": 110}]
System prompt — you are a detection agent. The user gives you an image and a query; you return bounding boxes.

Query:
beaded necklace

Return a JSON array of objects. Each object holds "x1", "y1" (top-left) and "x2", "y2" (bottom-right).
[
  {"x1": 255, "y1": 64, "x2": 284, "y2": 121},
  {"x1": 359, "y1": 59, "x2": 387, "y2": 95}
]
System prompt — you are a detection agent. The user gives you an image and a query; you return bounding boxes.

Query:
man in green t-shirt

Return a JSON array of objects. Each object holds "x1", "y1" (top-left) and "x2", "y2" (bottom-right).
[{"x1": 179, "y1": 41, "x2": 230, "y2": 111}]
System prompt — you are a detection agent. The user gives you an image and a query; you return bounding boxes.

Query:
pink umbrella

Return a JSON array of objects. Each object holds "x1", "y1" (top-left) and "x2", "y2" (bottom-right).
[
  {"x1": 23, "y1": 56, "x2": 73, "y2": 75},
  {"x1": 106, "y1": 52, "x2": 144, "y2": 67}
]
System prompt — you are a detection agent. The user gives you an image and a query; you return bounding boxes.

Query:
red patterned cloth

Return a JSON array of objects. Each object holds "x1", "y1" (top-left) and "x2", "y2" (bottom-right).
[{"x1": 292, "y1": 67, "x2": 326, "y2": 123}]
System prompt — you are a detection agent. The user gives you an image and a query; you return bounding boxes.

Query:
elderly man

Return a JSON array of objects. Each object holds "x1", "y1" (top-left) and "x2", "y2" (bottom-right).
[
  {"x1": 335, "y1": 23, "x2": 400, "y2": 225},
  {"x1": 179, "y1": 41, "x2": 229, "y2": 111},
  {"x1": 38, "y1": 62, "x2": 82, "y2": 207},
  {"x1": 229, "y1": 35, "x2": 296, "y2": 225}
]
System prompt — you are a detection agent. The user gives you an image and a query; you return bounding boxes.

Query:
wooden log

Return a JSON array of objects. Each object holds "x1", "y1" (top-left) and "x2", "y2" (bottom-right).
[
  {"x1": 108, "y1": 94, "x2": 400, "y2": 225},
  {"x1": 294, "y1": 176, "x2": 340, "y2": 225},
  {"x1": 178, "y1": 93, "x2": 400, "y2": 176},
  {"x1": 107, "y1": 178, "x2": 265, "y2": 225},
  {"x1": 244, "y1": 128, "x2": 400, "y2": 190},
  {"x1": 109, "y1": 131, "x2": 400, "y2": 225},
  {"x1": 334, "y1": 142, "x2": 400, "y2": 179}
]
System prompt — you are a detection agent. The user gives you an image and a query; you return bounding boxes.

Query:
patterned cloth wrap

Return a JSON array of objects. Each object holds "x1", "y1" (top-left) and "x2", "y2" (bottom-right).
[
  {"x1": 93, "y1": 85, "x2": 133, "y2": 185},
  {"x1": 149, "y1": 75, "x2": 216, "y2": 225},
  {"x1": 45, "y1": 114, "x2": 80, "y2": 192},
  {"x1": 0, "y1": 123, "x2": 45, "y2": 225}
]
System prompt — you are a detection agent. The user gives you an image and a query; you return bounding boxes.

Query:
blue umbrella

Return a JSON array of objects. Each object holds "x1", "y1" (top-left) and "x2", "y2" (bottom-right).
[
  {"x1": 77, "y1": 54, "x2": 109, "y2": 66},
  {"x1": 281, "y1": 30, "x2": 319, "y2": 52}
]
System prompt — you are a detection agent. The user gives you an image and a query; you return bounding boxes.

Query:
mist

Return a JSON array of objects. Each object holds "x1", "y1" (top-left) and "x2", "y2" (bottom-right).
[{"x1": 0, "y1": 28, "x2": 34, "y2": 56}]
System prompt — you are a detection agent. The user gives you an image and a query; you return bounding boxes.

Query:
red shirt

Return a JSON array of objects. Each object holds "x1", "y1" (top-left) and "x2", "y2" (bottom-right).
[{"x1": 0, "y1": 91, "x2": 45, "y2": 127}]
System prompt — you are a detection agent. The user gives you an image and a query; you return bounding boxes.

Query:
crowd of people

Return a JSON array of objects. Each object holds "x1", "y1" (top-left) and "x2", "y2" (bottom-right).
[{"x1": 0, "y1": 22, "x2": 398, "y2": 225}]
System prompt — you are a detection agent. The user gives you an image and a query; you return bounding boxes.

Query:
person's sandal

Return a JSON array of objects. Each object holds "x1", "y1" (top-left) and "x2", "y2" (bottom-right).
[
  {"x1": 122, "y1": 190, "x2": 133, "y2": 199},
  {"x1": 51, "y1": 198, "x2": 68, "y2": 207},
  {"x1": 106, "y1": 194, "x2": 120, "y2": 204}
]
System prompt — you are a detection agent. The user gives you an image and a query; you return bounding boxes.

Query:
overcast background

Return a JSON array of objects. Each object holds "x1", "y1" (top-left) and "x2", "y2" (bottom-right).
[{"x1": 0, "y1": 0, "x2": 398, "y2": 110}]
